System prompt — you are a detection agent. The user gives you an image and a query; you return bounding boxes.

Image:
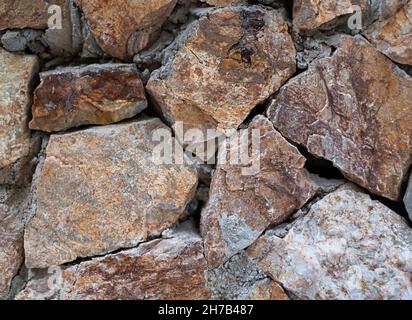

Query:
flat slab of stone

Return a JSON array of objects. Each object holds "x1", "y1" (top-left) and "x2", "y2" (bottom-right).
[{"x1": 24, "y1": 118, "x2": 198, "y2": 268}]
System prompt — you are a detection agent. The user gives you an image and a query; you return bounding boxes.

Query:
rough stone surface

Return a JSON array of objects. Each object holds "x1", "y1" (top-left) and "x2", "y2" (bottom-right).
[
  {"x1": 29, "y1": 64, "x2": 147, "y2": 132},
  {"x1": 268, "y1": 35, "x2": 412, "y2": 201},
  {"x1": 0, "y1": 0, "x2": 49, "y2": 30},
  {"x1": 364, "y1": 0, "x2": 412, "y2": 65},
  {"x1": 405, "y1": 173, "x2": 412, "y2": 221},
  {"x1": 206, "y1": 251, "x2": 288, "y2": 300},
  {"x1": 201, "y1": 0, "x2": 246, "y2": 6},
  {"x1": 147, "y1": 6, "x2": 296, "y2": 144},
  {"x1": 18, "y1": 223, "x2": 211, "y2": 300},
  {"x1": 74, "y1": 0, "x2": 177, "y2": 60},
  {"x1": 201, "y1": 116, "x2": 319, "y2": 268},
  {"x1": 0, "y1": 49, "x2": 40, "y2": 185},
  {"x1": 248, "y1": 186, "x2": 412, "y2": 300},
  {"x1": 24, "y1": 118, "x2": 198, "y2": 268}
]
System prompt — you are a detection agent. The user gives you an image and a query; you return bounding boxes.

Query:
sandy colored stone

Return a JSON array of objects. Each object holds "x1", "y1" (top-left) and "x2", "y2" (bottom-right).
[
  {"x1": 405, "y1": 173, "x2": 412, "y2": 221},
  {"x1": 201, "y1": 116, "x2": 319, "y2": 268},
  {"x1": 201, "y1": 0, "x2": 246, "y2": 6},
  {"x1": 364, "y1": 0, "x2": 412, "y2": 65},
  {"x1": 268, "y1": 35, "x2": 412, "y2": 201},
  {"x1": 29, "y1": 64, "x2": 147, "y2": 132},
  {"x1": 147, "y1": 6, "x2": 296, "y2": 146},
  {"x1": 293, "y1": 0, "x2": 355, "y2": 32},
  {"x1": 24, "y1": 118, "x2": 198, "y2": 269},
  {"x1": 206, "y1": 251, "x2": 288, "y2": 300},
  {"x1": 18, "y1": 223, "x2": 211, "y2": 300},
  {"x1": 0, "y1": 49, "x2": 39, "y2": 185},
  {"x1": 74, "y1": 0, "x2": 177, "y2": 60},
  {"x1": 248, "y1": 186, "x2": 412, "y2": 300}
]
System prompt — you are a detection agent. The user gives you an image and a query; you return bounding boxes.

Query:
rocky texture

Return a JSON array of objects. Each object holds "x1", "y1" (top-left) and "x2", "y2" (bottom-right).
[
  {"x1": 147, "y1": 6, "x2": 296, "y2": 145},
  {"x1": 206, "y1": 251, "x2": 288, "y2": 300},
  {"x1": 18, "y1": 223, "x2": 211, "y2": 300},
  {"x1": 0, "y1": 49, "x2": 40, "y2": 185},
  {"x1": 201, "y1": 0, "x2": 246, "y2": 6},
  {"x1": 0, "y1": 185, "x2": 32, "y2": 299},
  {"x1": 268, "y1": 35, "x2": 412, "y2": 201},
  {"x1": 24, "y1": 118, "x2": 198, "y2": 269},
  {"x1": 364, "y1": 0, "x2": 412, "y2": 65},
  {"x1": 29, "y1": 64, "x2": 147, "y2": 132},
  {"x1": 74, "y1": 0, "x2": 177, "y2": 60},
  {"x1": 248, "y1": 186, "x2": 412, "y2": 300},
  {"x1": 201, "y1": 116, "x2": 319, "y2": 268},
  {"x1": 405, "y1": 173, "x2": 412, "y2": 221},
  {"x1": 0, "y1": 0, "x2": 49, "y2": 30}
]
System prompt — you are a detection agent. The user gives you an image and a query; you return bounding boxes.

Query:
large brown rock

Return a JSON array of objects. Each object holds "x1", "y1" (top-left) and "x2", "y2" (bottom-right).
[
  {"x1": 0, "y1": 49, "x2": 40, "y2": 185},
  {"x1": 74, "y1": 0, "x2": 177, "y2": 60},
  {"x1": 18, "y1": 224, "x2": 211, "y2": 300},
  {"x1": 24, "y1": 118, "x2": 198, "y2": 269},
  {"x1": 147, "y1": 6, "x2": 296, "y2": 146},
  {"x1": 29, "y1": 64, "x2": 147, "y2": 132},
  {"x1": 201, "y1": 116, "x2": 319, "y2": 268},
  {"x1": 0, "y1": 0, "x2": 49, "y2": 30},
  {"x1": 268, "y1": 35, "x2": 412, "y2": 201},
  {"x1": 247, "y1": 186, "x2": 412, "y2": 300},
  {"x1": 364, "y1": 0, "x2": 412, "y2": 65}
]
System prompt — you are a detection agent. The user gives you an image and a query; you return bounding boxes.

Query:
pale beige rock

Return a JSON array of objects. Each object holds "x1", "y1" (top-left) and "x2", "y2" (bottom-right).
[
  {"x1": 29, "y1": 64, "x2": 147, "y2": 132},
  {"x1": 201, "y1": 116, "x2": 319, "y2": 268},
  {"x1": 268, "y1": 35, "x2": 412, "y2": 201},
  {"x1": 18, "y1": 223, "x2": 211, "y2": 300},
  {"x1": 248, "y1": 186, "x2": 412, "y2": 300},
  {"x1": 74, "y1": 0, "x2": 177, "y2": 60},
  {"x1": 147, "y1": 6, "x2": 296, "y2": 146},
  {"x1": 0, "y1": 49, "x2": 39, "y2": 185},
  {"x1": 364, "y1": 0, "x2": 412, "y2": 65},
  {"x1": 24, "y1": 118, "x2": 198, "y2": 268}
]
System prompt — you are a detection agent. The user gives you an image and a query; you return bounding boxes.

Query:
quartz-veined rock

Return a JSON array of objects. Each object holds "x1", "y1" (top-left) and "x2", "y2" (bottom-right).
[
  {"x1": 206, "y1": 251, "x2": 288, "y2": 300},
  {"x1": 201, "y1": 116, "x2": 319, "y2": 268},
  {"x1": 74, "y1": 0, "x2": 177, "y2": 60},
  {"x1": 364, "y1": 0, "x2": 412, "y2": 65},
  {"x1": 0, "y1": 49, "x2": 40, "y2": 185},
  {"x1": 29, "y1": 64, "x2": 147, "y2": 132},
  {"x1": 405, "y1": 173, "x2": 412, "y2": 221},
  {"x1": 18, "y1": 223, "x2": 211, "y2": 300},
  {"x1": 24, "y1": 118, "x2": 198, "y2": 269},
  {"x1": 247, "y1": 185, "x2": 412, "y2": 300},
  {"x1": 268, "y1": 35, "x2": 412, "y2": 201},
  {"x1": 147, "y1": 6, "x2": 296, "y2": 146}
]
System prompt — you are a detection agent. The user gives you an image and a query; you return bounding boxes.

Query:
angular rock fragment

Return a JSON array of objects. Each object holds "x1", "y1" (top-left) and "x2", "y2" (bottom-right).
[
  {"x1": 0, "y1": 49, "x2": 40, "y2": 185},
  {"x1": 29, "y1": 64, "x2": 147, "y2": 132},
  {"x1": 405, "y1": 173, "x2": 412, "y2": 221},
  {"x1": 364, "y1": 0, "x2": 412, "y2": 65},
  {"x1": 206, "y1": 251, "x2": 288, "y2": 300},
  {"x1": 74, "y1": 0, "x2": 177, "y2": 60},
  {"x1": 24, "y1": 118, "x2": 198, "y2": 268},
  {"x1": 201, "y1": 116, "x2": 319, "y2": 268},
  {"x1": 18, "y1": 223, "x2": 211, "y2": 300},
  {"x1": 247, "y1": 186, "x2": 412, "y2": 300},
  {"x1": 268, "y1": 35, "x2": 412, "y2": 200},
  {"x1": 147, "y1": 6, "x2": 296, "y2": 145}
]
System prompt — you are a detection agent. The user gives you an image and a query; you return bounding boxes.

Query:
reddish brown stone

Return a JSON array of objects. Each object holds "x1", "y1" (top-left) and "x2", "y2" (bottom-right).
[
  {"x1": 74, "y1": 0, "x2": 177, "y2": 60},
  {"x1": 268, "y1": 35, "x2": 412, "y2": 201},
  {"x1": 0, "y1": 0, "x2": 49, "y2": 30},
  {"x1": 29, "y1": 64, "x2": 147, "y2": 132},
  {"x1": 201, "y1": 116, "x2": 319, "y2": 268}
]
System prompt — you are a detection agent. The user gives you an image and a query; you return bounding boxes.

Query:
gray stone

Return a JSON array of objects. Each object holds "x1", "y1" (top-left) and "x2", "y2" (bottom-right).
[{"x1": 405, "y1": 173, "x2": 412, "y2": 221}]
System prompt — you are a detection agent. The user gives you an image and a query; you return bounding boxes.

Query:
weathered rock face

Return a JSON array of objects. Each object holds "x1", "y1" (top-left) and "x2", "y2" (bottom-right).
[
  {"x1": 0, "y1": 0, "x2": 49, "y2": 30},
  {"x1": 293, "y1": 0, "x2": 355, "y2": 32},
  {"x1": 24, "y1": 118, "x2": 198, "y2": 269},
  {"x1": 201, "y1": 0, "x2": 246, "y2": 6},
  {"x1": 206, "y1": 251, "x2": 288, "y2": 300},
  {"x1": 405, "y1": 173, "x2": 412, "y2": 221},
  {"x1": 268, "y1": 35, "x2": 412, "y2": 201},
  {"x1": 201, "y1": 116, "x2": 319, "y2": 268},
  {"x1": 74, "y1": 0, "x2": 177, "y2": 60},
  {"x1": 0, "y1": 49, "x2": 40, "y2": 185},
  {"x1": 147, "y1": 6, "x2": 296, "y2": 144},
  {"x1": 247, "y1": 186, "x2": 412, "y2": 300},
  {"x1": 18, "y1": 224, "x2": 211, "y2": 300},
  {"x1": 29, "y1": 64, "x2": 147, "y2": 132},
  {"x1": 364, "y1": 0, "x2": 412, "y2": 65}
]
